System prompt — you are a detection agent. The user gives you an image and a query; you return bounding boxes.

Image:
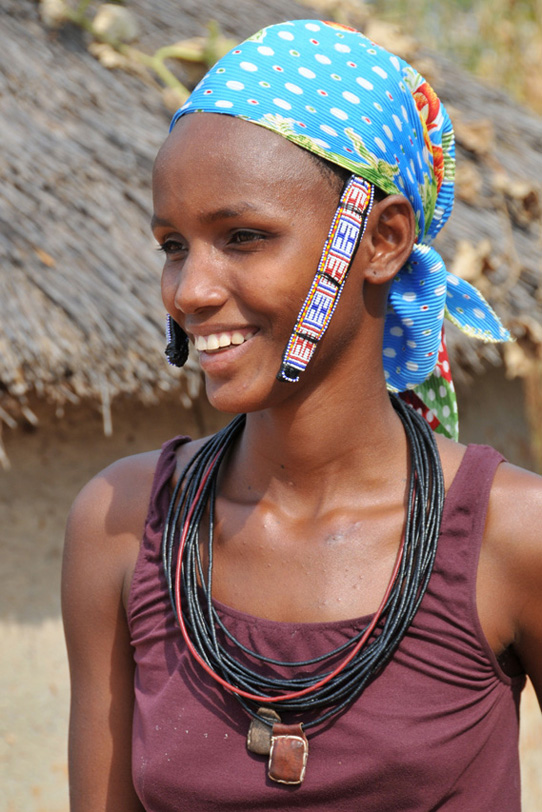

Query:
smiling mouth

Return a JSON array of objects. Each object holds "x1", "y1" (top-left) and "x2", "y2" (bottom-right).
[{"x1": 194, "y1": 330, "x2": 256, "y2": 353}]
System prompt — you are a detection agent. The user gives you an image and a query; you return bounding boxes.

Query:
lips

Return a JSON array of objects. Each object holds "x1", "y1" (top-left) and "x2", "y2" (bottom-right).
[{"x1": 193, "y1": 330, "x2": 256, "y2": 353}]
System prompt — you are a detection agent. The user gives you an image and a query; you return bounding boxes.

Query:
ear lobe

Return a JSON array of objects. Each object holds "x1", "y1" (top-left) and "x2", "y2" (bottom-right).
[{"x1": 362, "y1": 195, "x2": 416, "y2": 285}]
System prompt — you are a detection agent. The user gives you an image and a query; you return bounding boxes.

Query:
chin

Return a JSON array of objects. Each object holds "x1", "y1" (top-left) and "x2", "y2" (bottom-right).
[{"x1": 203, "y1": 373, "x2": 288, "y2": 416}]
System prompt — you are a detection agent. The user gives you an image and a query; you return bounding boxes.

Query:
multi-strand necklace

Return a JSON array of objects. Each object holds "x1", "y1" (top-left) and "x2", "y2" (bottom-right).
[{"x1": 162, "y1": 394, "x2": 444, "y2": 784}]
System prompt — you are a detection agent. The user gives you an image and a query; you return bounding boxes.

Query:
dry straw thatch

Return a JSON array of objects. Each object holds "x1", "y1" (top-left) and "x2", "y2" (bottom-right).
[
  {"x1": 1, "y1": 0, "x2": 541, "y2": 454},
  {"x1": 0, "y1": 0, "x2": 329, "y2": 443}
]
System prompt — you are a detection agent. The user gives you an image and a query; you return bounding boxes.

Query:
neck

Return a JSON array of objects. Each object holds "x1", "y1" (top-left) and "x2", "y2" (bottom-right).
[{"x1": 223, "y1": 373, "x2": 408, "y2": 512}]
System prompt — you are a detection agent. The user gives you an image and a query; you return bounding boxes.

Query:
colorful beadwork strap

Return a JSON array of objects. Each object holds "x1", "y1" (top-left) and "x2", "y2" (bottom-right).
[{"x1": 277, "y1": 176, "x2": 374, "y2": 383}]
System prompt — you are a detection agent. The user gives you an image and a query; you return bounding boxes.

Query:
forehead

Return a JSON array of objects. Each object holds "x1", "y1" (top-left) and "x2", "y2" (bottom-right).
[{"x1": 153, "y1": 113, "x2": 322, "y2": 192}]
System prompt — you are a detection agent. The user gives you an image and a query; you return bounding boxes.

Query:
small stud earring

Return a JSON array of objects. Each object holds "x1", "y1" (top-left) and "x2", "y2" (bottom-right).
[{"x1": 165, "y1": 315, "x2": 189, "y2": 367}]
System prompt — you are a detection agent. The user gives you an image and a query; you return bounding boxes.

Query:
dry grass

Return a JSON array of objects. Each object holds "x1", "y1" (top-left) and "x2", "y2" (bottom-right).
[{"x1": 372, "y1": 0, "x2": 542, "y2": 114}]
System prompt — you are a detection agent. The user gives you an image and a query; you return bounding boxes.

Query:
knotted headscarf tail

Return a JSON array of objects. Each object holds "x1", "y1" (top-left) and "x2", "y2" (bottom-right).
[{"x1": 170, "y1": 20, "x2": 510, "y2": 440}]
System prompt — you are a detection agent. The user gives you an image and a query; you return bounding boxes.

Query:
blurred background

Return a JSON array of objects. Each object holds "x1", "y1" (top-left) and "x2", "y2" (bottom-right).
[{"x1": 1, "y1": 1, "x2": 541, "y2": 809}]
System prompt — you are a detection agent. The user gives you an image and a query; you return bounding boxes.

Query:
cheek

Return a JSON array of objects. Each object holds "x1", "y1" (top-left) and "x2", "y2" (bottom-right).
[
  {"x1": 265, "y1": 229, "x2": 327, "y2": 301},
  {"x1": 240, "y1": 261, "x2": 314, "y2": 337},
  {"x1": 161, "y1": 266, "x2": 178, "y2": 312}
]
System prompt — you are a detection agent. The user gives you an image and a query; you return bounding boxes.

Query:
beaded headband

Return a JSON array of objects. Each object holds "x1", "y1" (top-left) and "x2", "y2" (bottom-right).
[{"x1": 278, "y1": 175, "x2": 374, "y2": 383}]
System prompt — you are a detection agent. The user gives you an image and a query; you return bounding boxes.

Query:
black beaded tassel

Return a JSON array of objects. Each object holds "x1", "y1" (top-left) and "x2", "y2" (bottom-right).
[{"x1": 165, "y1": 315, "x2": 189, "y2": 367}]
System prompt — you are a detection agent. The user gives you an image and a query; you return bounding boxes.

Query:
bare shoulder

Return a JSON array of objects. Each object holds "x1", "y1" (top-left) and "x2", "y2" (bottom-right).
[
  {"x1": 484, "y1": 459, "x2": 542, "y2": 576},
  {"x1": 62, "y1": 450, "x2": 166, "y2": 628},
  {"x1": 64, "y1": 436, "x2": 210, "y2": 588},
  {"x1": 66, "y1": 434, "x2": 208, "y2": 539},
  {"x1": 66, "y1": 449, "x2": 162, "y2": 546},
  {"x1": 485, "y1": 459, "x2": 542, "y2": 556},
  {"x1": 484, "y1": 459, "x2": 542, "y2": 696},
  {"x1": 434, "y1": 432, "x2": 542, "y2": 545}
]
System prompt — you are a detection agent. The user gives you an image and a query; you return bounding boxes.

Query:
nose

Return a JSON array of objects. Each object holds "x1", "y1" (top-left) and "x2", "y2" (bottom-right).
[{"x1": 166, "y1": 245, "x2": 227, "y2": 317}]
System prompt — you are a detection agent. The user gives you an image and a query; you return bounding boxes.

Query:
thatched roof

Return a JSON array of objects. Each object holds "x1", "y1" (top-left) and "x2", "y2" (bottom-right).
[
  {"x1": 1, "y1": 0, "x2": 321, "y2": 427},
  {"x1": 1, "y1": 0, "x2": 541, "y2": 428}
]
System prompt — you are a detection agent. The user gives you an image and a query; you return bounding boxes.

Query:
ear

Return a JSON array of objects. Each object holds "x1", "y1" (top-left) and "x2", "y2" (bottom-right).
[{"x1": 361, "y1": 194, "x2": 416, "y2": 285}]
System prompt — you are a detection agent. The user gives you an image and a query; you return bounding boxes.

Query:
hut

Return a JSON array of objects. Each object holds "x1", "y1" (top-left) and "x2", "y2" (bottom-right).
[{"x1": 0, "y1": 1, "x2": 540, "y2": 809}]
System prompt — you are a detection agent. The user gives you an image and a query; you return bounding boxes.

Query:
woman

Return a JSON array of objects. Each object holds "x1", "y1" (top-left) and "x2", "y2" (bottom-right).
[{"x1": 62, "y1": 20, "x2": 542, "y2": 811}]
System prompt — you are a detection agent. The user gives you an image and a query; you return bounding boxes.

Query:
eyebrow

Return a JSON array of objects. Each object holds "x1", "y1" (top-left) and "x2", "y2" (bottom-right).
[{"x1": 150, "y1": 202, "x2": 260, "y2": 232}]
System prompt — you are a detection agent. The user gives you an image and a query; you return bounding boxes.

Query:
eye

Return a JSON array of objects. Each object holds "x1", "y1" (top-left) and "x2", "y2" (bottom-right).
[
  {"x1": 157, "y1": 239, "x2": 187, "y2": 257},
  {"x1": 229, "y1": 230, "x2": 266, "y2": 247}
]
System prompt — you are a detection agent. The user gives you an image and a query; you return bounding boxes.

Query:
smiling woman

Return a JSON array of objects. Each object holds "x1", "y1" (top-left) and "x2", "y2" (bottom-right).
[
  {"x1": 153, "y1": 112, "x2": 384, "y2": 413},
  {"x1": 62, "y1": 19, "x2": 542, "y2": 812}
]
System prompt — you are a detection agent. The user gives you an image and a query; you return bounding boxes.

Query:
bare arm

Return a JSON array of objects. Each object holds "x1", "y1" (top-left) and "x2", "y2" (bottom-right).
[
  {"x1": 482, "y1": 462, "x2": 542, "y2": 707},
  {"x1": 507, "y1": 470, "x2": 542, "y2": 704},
  {"x1": 62, "y1": 454, "x2": 158, "y2": 811}
]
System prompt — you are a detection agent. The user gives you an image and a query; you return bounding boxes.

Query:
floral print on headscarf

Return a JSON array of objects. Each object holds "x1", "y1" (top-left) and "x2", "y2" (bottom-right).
[{"x1": 170, "y1": 20, "x2": 510, "y2": 440}]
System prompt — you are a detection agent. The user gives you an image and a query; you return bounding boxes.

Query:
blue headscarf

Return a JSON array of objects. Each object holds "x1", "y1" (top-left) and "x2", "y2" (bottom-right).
[{"x1": 170, "y1": 20, "x2": 509, "y2": 439}]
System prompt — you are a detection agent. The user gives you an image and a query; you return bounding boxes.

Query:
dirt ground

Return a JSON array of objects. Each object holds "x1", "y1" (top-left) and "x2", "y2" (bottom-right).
[{"x1": 1, "y1": 395, "x2": 541, "y2": 811}]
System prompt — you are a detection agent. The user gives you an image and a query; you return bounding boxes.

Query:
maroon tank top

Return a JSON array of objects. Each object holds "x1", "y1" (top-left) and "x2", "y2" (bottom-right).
[{"x1": 128, "y1": 439, "x2": 525, "y2": 811}]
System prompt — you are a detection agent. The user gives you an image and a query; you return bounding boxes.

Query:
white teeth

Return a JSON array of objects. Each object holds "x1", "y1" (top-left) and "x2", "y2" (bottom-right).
[{"x1": 194, "y1": 330, "x2": 255, "y2": 352}]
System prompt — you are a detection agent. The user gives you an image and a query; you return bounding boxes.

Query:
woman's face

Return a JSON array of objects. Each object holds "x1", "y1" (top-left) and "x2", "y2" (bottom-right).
[{"x1": 152, "y1": 113, "x2": 365, "y2": 413}]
